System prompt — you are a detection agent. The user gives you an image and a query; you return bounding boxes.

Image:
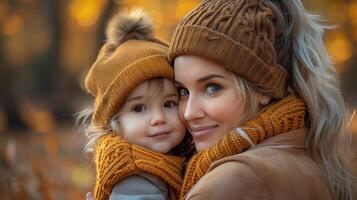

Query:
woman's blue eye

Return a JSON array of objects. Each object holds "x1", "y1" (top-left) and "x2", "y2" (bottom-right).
[
  {"x1": 164, "y1": 100, "x2": 177, "y2": 108},
  {"x1": 132, "y1": 104, "x2": 147, "y2": 112},
  {"x1": 205, "y1": 84, "x2": 221, "y2": 95},
  {"x1": 178, "y1": 87, "x2": 189, "y2": 98}
]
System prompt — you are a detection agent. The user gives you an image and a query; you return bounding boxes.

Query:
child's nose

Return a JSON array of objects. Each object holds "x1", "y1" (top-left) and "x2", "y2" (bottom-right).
[{"x1": 150, "y1": 109, "x2": 166, "y2": 125}]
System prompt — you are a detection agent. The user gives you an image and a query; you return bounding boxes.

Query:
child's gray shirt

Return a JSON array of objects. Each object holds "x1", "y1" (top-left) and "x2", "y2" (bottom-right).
[{"x1": 109, "y1": 172, "x2": 169, "y2": 200}]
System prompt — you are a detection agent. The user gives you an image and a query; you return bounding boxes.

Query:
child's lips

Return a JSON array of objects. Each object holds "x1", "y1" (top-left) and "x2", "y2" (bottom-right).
[{"x1": 149, "y1": 130, "x2": 171, "y2": 139}]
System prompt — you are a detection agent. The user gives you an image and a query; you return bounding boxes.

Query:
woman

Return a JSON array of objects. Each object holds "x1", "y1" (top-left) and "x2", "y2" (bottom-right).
[{"x1": 168, "y1": 0, "x2": 355, "y2": 199}]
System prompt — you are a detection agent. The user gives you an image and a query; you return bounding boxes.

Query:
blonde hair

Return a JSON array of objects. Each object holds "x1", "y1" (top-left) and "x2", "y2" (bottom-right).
[
  {"x1": 266, "y1": 1, "x2": 354, "y2": 199},
  {"x1": 75, "y1": 106, "x2": 108, "y2": 153},
  {"x1": 230, "y1": 74, "x2": 259, "y2": 125},
  {"x1": 224, "y1": 1, "x2": 355, "y2": 198}
]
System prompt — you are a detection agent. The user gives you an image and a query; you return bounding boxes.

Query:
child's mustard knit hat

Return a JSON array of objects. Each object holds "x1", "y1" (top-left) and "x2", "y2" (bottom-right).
[
  {"x1": 168, "y1": 0, "x2": 288, "y2": 98},
  {"x1": 84, "y1": 9, "x2": 173, "y2": 127}
]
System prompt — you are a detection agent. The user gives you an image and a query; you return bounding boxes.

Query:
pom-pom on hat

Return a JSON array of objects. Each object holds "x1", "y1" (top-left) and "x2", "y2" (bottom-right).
[
  {"x1": 168, "y1": 0, "x2": 288, "y2": 98},
  {"x1": 84, "y1": 8, "x2": 173, "y2": 127}
]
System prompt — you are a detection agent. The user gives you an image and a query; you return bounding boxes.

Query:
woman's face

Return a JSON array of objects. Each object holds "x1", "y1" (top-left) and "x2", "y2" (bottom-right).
[{"x1": 174, "y1": 55, "x2": 246, "y2": 151}]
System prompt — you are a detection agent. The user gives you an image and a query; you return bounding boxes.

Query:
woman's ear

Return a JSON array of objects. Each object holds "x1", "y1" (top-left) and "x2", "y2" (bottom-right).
[{"x1": 258, "y1": 93, "x2": 271, "y2": 106}]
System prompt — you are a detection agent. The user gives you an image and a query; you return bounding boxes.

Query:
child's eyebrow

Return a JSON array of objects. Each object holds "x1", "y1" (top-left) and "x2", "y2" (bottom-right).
[
  {"x1": 126, "y1": 96, "x2": 143, "y2": 102},
  {"x1": 166, "y1": 93, "x2": 178, "y2": 98}
]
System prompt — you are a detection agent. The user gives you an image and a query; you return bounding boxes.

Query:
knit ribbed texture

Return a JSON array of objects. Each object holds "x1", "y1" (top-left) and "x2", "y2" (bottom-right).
[
  {"x1": 180, "y1": 95, "x2": 306, "y2": 198},
  {"x1": 85, "y1": 40, "x2": 173, "y2": 127},
  {"x1": 168, "y1": 0, "x2": 288, "y2": 98},
  {"x1": 94, "y1": 133, "x2": 184, "y2": 200}
]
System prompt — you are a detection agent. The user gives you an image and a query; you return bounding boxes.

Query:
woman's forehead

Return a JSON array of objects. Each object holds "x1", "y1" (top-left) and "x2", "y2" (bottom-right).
[{"x1": 174, "y1": 55, "x2": 231, "y2": 83}]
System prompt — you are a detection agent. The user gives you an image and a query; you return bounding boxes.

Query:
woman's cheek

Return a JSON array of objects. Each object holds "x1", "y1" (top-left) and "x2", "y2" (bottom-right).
[{"x1": 204, "y1": 92, "x2": 244, "y2": 127}]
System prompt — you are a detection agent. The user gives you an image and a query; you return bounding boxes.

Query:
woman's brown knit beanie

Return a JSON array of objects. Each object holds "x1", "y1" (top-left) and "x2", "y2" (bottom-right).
[
  {"x1": 168, "y1": 0, "x2": 288, "y2": 98},
  {"x1": 84, "y1": 9, "x2": 173, "y2": 127}
]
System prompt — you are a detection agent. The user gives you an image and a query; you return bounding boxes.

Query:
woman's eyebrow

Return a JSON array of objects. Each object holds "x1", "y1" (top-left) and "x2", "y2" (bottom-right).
[
  {"x1": 174, "y1": 80, "x2": 182, "y2": 85},
  {"x1": 174, "y1": 74, "x2": 226, "y2": 85},
  {"x1": 197, "y1": 74, "x2": 226, "y2": 83}
]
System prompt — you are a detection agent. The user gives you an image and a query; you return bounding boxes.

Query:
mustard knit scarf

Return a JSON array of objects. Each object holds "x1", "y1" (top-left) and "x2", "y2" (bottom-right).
[
  {"x1": 93, "y1": 134, "x2": 184, "y2": 200},
  {"x1": 179, "y1": 95, "x2": 306, "y2": 198}
]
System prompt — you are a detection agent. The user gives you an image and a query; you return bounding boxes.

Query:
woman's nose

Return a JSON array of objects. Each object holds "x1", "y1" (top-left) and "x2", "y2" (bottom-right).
[
  {"x1": 184, "y1": 95, "x2": 205, "y2": 121},
  {"x1": 150, "y1": 109, "x2": 166, "y2": 126}
]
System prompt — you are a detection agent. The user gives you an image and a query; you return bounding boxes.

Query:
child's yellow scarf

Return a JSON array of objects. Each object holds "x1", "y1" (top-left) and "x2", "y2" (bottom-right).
[{"x1": 94, "y1": 134, "x2": 184, "y2": 200}]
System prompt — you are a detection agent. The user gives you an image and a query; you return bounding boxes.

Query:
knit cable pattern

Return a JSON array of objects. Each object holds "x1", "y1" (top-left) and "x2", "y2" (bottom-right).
[
  {"x1": 179, "y1": 95, "x2": 306, "y2": 198},
  {"x1": 169, "y1": 0, "x2": 288, "y2": 98},
  {"x1": 94, "y1": 134, "x2": 184, "y2": 200}
]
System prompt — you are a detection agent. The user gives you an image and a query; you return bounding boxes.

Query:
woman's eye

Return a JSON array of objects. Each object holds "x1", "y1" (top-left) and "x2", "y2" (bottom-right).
[
  {"x1": 205, "y1": 83, "x2": 222, "y2": 95},
  {"x1": 131, "y1": 104, "x2": 147, "y2": 113},
  {"x1": 177, "y1": 87, "x2": 189, "y2": 98},
  {"x1": 164, "y1": 100, "x2": 177, "y2": 108}
]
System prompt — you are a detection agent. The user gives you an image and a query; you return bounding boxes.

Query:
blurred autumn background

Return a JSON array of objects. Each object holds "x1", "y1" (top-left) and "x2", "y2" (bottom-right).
[{"x1": 0, "y1": 0, "x2": 356, "y2": 199}]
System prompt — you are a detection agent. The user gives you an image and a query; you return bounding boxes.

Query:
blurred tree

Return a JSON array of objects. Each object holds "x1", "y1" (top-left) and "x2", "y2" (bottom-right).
[
  {"x1": 96, "y1": 0, "x2": 117, "y2": 50},
  {"x1": 0, "y1": 2, "x2": 28, "y2": 130},
  {"x1": 37, "y1": 0, "x2": 61, "y2": 95}
]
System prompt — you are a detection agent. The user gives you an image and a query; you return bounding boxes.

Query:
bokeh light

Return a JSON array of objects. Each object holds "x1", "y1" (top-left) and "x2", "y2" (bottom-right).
[
  {"x1": 3, "y1": 14, "x2": 23, "y2": 36},
  {"x1": 69, "y1": 0, "x2": 105, "y2": 27},
  {"x1": 175, "y1": 0, "x2": 199, "y2": 20},
  {"x1": 325, "y1": 31, "x2": 353, "y2": 70}
]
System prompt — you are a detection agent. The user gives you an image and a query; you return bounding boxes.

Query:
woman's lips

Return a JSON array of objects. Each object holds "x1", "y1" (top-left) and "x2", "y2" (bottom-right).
[{"x1": 189, "y1": 125, "x2": 218, "y2": 138}]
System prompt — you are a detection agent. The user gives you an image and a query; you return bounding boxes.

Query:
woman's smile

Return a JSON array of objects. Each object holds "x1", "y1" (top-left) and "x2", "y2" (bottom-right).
[{"x1": 188, "y1": 124, "x2": 218, "y2": 138}]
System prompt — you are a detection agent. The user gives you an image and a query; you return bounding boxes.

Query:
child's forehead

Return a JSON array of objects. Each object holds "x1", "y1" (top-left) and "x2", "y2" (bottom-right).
[{"x1": 127, "y1": 78, "x2": 177, "y2": 99}]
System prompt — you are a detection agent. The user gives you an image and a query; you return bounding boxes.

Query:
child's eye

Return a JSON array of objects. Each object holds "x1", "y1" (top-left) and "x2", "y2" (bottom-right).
[
  {"x1": 131, "y1": 104, "x2": 147, "y2": 113},
  {"x1": 164, "y1": 100, "x2": 177, "y2": 108},
  {"x1": 177, "y1": 87, "x2": 189, "y2": 99},
  {"x1": 205, "y1": 83, "x2": 222, "y2": 95}
]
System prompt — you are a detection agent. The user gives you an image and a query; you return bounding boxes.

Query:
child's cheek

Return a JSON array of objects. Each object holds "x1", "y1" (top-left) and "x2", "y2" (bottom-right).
[
  {"x1": 166, "y1": 109, "x2": 186, "y2": 135},
  {"x1": 119, "y1": 114, "x2": 148, "y2": 142}
]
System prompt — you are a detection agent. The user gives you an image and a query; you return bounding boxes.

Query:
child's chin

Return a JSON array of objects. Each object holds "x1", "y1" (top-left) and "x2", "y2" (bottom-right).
[{"x1": 151, "y1": 145, "x2": 171, "y2": 154}]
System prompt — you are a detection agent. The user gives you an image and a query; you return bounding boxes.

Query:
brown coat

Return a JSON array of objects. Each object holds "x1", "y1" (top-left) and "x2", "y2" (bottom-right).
[{"x1": 184, "y1": 128, "x2": 333, "y2": 200}]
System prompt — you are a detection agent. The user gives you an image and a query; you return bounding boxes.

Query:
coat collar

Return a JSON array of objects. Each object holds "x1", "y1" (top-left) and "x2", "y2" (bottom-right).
[{"x1": 254, "y1": 128, "x2": 308, "y2": 149}]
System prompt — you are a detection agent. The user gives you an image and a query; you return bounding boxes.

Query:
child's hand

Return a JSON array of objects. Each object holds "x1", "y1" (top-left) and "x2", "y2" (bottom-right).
[{"x1": 86, "y1": 192, "x2": 95, "y2": 200}]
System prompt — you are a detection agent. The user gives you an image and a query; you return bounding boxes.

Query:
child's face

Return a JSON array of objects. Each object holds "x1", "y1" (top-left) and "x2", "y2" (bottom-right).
[{"x1": 117, "y1": 78, "x2": 186, "y2": 153}]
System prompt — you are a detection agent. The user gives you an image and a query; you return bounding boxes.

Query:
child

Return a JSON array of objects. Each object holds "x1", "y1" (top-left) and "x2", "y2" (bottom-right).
[
  {"x1": 79, "y1": 9, "x2": 190, "y2": 200},
  {"x1": 79, "y1": 7, "x2": 307, "y2": 200}
]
